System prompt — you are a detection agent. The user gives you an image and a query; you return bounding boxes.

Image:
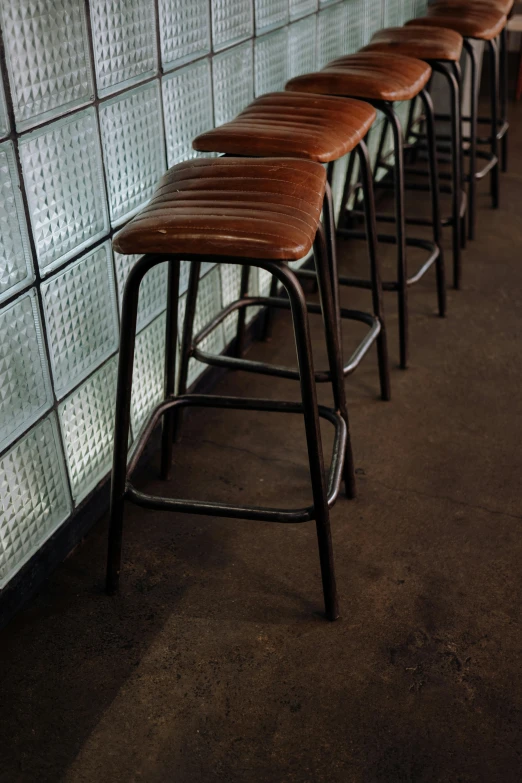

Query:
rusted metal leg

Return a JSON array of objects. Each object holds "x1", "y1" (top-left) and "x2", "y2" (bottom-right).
[
  {"x1": 419, "y1": 87, "x2": 446, "y2": 318},
  {"x1": 355, "y1": 139, "x2": 391, "y2": 401},
  {"x1": 107, "y1": 255, "x2": 161, "y2": 594},
  {"x1": 313, "y1": 224, "x2": 356, "y2": 500},
  {"x1": 174, "y1": 260, "x2": 200, "y2": 442},
  {"x1": 160, "y1": 261, "x2": 180, "y2": 479},
  {"x1": 269, "y1": 260, "x2": 340, "y2": 620}
]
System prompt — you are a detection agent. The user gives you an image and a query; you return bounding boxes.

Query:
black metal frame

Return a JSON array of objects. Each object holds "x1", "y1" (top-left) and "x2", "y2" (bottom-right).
[
  {"x1": 106, "y1": 233, "x2": 354, "y2": 621},
  {"x1": 395, "y1": 60, "x2": 465, "y2": 289},
  {"x1": 432, "y1": 36, "x2": 502, "y2": 240},
  {"x1": 338, "y1": 87, "x2": 446, "y2": 370}
]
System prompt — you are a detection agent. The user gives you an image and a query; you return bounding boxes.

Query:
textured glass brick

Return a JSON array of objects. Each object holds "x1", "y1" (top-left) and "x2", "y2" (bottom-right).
[
  {"x1": 345, "y1": 0, "x2": 366, "y2": 53},
  {"x1": 114, "y1": 250, "x2": 168, "y2": 333},
  {"x1": 0, "y1": 290, "x2": 53, "y2": 453},
  {"x1": 0, "y1": 79, "x2": 9, "y2": 139},
  {"x1": 412, "y1": 0, "x2": 428, "y2": 16},
  {"x1": 319, "y1": 0, "x2": 342, "y2": 5},
  {"x1": 289, "y1": 0, "x2": 318, "y2": 20},
  {"x1": 0, "y1": 141, "x2": 34, "y2": 304},
  {"x1": 220, "y1": 263, "x2": 241, "y2": 345},
  {"x1": 178, "y1": 266, "x2": 225, "y2": 387},
  {"x1": 131, "y1": 312, "x2": 166, "y2": 435},
  {"x1": 211, "y1": 0, "x2": 254, "y2": 51},
  {"x1": 213, "y1": 42, "x2": 254, "y2": 127},
  {"x1": 162, "y1": 59, "x2": 214, "y2": 168},
  {"x1": 0, "y1": 0, "x2": 94, "y2": 132},
  {"x1": 383, "y1": 0, "x2": 403, "y2": 26},
  {"x1": 160, "y1": 0, "x2": 211, "y2": 71},
  {"x1": 0, "y1": 413, "x2": 71, "y2": 588},
  {"x1": 363, "y1": 0, "x2": 384, "y2": 44},
  {"x1": 19, "y1": 108, "x2": 109, "y2": 277},
  {"x1": 255, "y1": 0, "x2": 289, "y2": 33},
  {"x1": 41, "y1": 242, "x2": 119, "y2": 398},
  {"x1": 90, "y1": 0, "x2": 158, "y2": 98},
  {"x1": 255, "y1": 28, "x2": 289, "y2": 96},
  {"x1": 317, "y1": 4, "x2": 349, "y2": 68},
  {"x1": 100, "y1": 81, "x2": 166, "y2": 227},
  {"x1": 288, "y1": 16, "x2": 317, "y2": 78},
  {"x1": 59, "y1": 357, "x2": 118, "y2": 503}
]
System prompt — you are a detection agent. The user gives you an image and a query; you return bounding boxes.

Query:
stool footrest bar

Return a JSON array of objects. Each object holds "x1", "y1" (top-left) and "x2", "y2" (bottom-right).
[{"x1": 125, "y1": 394, "x2": 347, "y2": 522}]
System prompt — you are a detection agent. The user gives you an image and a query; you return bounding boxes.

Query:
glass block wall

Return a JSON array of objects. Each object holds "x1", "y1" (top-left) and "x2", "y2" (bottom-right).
[{"x1": 0, "y1": 0, "x2": 423, "y2": 590}]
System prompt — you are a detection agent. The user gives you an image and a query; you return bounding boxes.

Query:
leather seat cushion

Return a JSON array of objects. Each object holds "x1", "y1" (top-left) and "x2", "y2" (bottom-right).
[
  {"x1": 406, "y1": 7, "x2": 507, "y2": 39},
  {"x1": 113, "y1": 158, "x2": 326, "y2": 261},
  {"x1": 363, "y1": 25, "x2": 463, "y2": 62},
  {"x1": 193, "y1": 92, "x2": 376, "y2": 162},
  {"x1": 286, "y1": 52, "x2": 432, "y2": 102},
  {"x1": 430, "y1": 0, "x2": 513, "y2": 16}
]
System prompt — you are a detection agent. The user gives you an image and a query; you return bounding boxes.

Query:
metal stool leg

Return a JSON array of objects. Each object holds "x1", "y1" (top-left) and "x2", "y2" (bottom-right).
[
  {"x1": 276, "y1": 262, "x2": 339, "y2": 620},
  {"x1": 489, "y1": 38, "x2": 500, "y2": 209},
  {"x1": 235, "y1": 265, "x2": 250, "y2": 358},
  {"x1": 174, "y1": 259, "x2": 200, "y2": 441},
  {"x1": 464, "y1": 40, "x2": 478, "y2": 240},
  {"x1": 313, "y1": 224, "x2": 356, "y2": 500},
  {"x1": 381, "y1": 102, "x2": 409, "y2": 369},
  {"x1": 160, "y1": 261, "x2": 180, "y2": 480},
  {"x1": 420, "y1": 87, "x2": 446, "y2": 318},
  {"x1": 355, "y1": 139, "x2": 391, "y2": 401},
  {"x1": 107, "y1": 257, "x2": 156, "y2": 594},
  {"x1": 500, "y1": 27, "x2": 508, "y2": 173}
]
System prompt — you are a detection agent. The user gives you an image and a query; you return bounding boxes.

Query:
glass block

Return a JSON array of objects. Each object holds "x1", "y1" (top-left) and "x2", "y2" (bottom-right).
[
  {"x1": 99, "y1": 81, "x2": 166, "y2": 227},
  {"x1": 0, "y1": 0, "x2": 94, "y2": 132},
  {"x1": 383, "y1": 0, "x2": 403, "y2": 27},
  {"x1": 212, "y1": 42, "x2": 254, "y2": 127},
  {"x1": 19, "y1": 108, "x2": 109, "y2": 277},
  {"x1": 0, "y1": 413, "x2": 71, "y2": 589},
  {"x1": 0, "y1": 141, "x2": 34, "y2": 304},
  {"x1": 317, "y1": 4, "x2": 349, "y2": 69},
  {"x1": 345, "y1": 0, "x2": 366, "y2": 54},
  {"x1": 412, "y1": 0, "x2": 428, "y2": 16},
  {"x1": 131, "y1": 312, "x2": 166, "y2": 435},
  {"x1": 58, "y1": 357, "x2": 118, "y2": 503},
  {"x1": 160, "y1": 0, "x2": 211, "y2": 71},
  {"x1": 211, "y1": 0, "x2": 254, "y2": 52},
  {"x1": 0, "y1": 78, "x2": 9, "y2": 139},
  {"x1": 289, "y1": 0, "x2": 318, "y2": 21},
  {"x1": 255, "y1": 0, "x2": 289, "y2": 34},
  {"x1": 288, "y1": 16, "x2": 317, "y2": 78},
  {"x1": 220, "y1": 263, "x2": 241, "y2": 345},
  {"x1": 114, "y1": 250, "x2": 168, "y2": 333},
  {"x1": 90, "y1": 0, "x2": 158, "y2": 98},
  {"x1": 363, "y1": 0, "x2": 384, "y2": 45},
  {"x1": 41, "y1": 242, "x2": 119, "y2": 398},
  {"x1": 255, "y1": 28, "x2": 289, "y2": 96},
  {"x1": 178, "y1": 266, "x2": 225, "y2": 388},
  {"x1": 319, "y1": 0, "x2": 342, "y2": 5},
  {"x1": 162, "y1": 59, "x2": 214, "y2": 168},
  {"x1": 0, "y1": 289, "x2": 53, "y2": 453}
]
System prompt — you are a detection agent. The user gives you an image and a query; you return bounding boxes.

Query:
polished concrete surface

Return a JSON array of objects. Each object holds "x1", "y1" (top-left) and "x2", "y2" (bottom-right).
[{"x1": 1, "y1": 103, "x2": 521, "y2": 782}]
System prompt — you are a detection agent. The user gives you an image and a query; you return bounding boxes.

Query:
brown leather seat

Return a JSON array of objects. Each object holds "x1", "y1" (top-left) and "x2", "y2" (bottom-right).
[
  {"x1": 406, "y1": 7, "x2": 507, "y2": 39},
  {"x1": 430, "y1": 0, "x2": 513, "y2": 15},
  {"x1": 193, "y1": 92, "x2": 376, "y2": 163},
  {"x1": 113, "y1": 158, "x2": 326, "y2": 261},
  {"x1": 363, "y1": 26, "x2": 463, "y2": 62},
  {"x1": 285, "y1": 52, "x2": 432, "y2": 103}
]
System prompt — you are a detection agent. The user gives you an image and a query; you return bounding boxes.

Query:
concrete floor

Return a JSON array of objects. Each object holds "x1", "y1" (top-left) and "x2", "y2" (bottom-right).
[{"x1": 2, "y1": 102, "x2": 522, "y2": 782}]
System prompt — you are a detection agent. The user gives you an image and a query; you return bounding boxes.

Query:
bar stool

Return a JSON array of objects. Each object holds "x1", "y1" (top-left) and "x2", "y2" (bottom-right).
[
  {"x1": 362, "y1": 26, "x2": 465, "y2": 289},
  {"x1": 286, "y1": 52, "x2": 446, "y2": 370},
  {"x1": 406, "y1": 6, "x2": 507, "y2": 239},
  {"x1": 106, "y1": 157, "x2": 352, "y2": 621},
  {"x1": 429, "y1": 0, "x2": 513, "y2": 174},
  {"x1": 192, "y1": 91, "x2": 390, "y2": 402}
]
